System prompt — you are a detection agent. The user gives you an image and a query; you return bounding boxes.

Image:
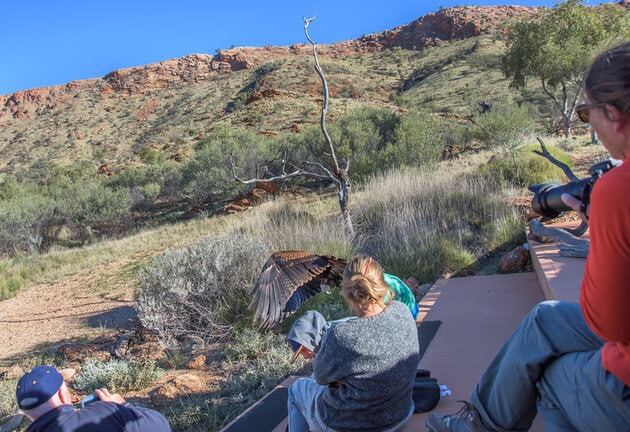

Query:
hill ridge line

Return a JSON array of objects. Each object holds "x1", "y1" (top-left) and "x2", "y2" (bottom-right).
[{"x1": 0, "y1": 5, "x2": 542, "y2": 102}]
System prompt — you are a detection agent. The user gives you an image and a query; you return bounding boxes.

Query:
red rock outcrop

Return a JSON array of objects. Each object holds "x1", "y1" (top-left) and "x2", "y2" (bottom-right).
[
  {"x1": 213, "y1": 6, "x2": 542, "y2": 70},
  {"x1": 103, "y1": 54, "x2": 218, "y2": 93}
]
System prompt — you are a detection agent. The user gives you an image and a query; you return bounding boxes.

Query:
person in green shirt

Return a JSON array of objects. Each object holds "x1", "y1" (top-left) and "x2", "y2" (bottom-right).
[{"x1": 383, "y1": 273, "x2": 419, "y2": 320}]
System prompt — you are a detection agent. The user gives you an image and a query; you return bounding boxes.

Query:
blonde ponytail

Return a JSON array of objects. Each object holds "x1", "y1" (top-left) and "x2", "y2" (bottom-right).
[{"x1": 342, "y1": 255, "x2": 391, "y2": 314}]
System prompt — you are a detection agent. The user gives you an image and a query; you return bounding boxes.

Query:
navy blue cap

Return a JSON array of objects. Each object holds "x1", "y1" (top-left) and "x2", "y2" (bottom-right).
[{"x1": 16, "y1": 365, "x2": 64, "y2": 410}]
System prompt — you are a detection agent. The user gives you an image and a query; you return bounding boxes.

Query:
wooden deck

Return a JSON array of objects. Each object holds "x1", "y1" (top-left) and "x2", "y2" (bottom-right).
[{"x1": 528, "y1": 222, "x2": 586, "y2": 303}]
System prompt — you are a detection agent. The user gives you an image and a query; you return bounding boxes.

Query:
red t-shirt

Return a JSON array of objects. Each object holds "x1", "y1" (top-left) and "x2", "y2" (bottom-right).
[{"x1": 580, "y1": 157, "x2": 630, "y2": 386}]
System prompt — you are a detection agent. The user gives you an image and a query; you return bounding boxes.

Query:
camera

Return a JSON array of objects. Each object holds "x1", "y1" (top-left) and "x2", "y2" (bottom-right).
[{"x1": 528, "y1": 159, "x2": 620, "y2": 219}]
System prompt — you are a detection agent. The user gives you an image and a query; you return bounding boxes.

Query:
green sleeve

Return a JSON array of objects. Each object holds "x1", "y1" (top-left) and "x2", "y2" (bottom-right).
[{"x1": 383, "y1": 273, "x2": 416, "y2": 311}]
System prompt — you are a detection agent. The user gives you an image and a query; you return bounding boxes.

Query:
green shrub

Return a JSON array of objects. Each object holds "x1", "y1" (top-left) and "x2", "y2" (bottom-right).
[
  {"x1": 136, "y1": 232, "x2": 269, "y2": 345},
  {"x1": 472, "y1": 104, "x2": 536, "y2": 149},
  {"x1": 108, "y1": 162, "x2": 183, "y2": 203},
  {"x1": 183, "y1": 125, "x2": 270, "y2": 204},
  {"x1": 482, "y1": 143, "x2": 572, "y2": 187},
  {"x1": 74, "y1": 359, "x2": 162, "y2": 393},
  {"x1": 0, "y1": 192, "x2": 56, "y2": 254},
  {"x1": 139, "y1": 148, "x2": 166, "y2": 165},
  {"x1": 387, "y1": 111, "x2": 443, "y2": 167},
  {"x1": 288, "y1": 108, "x2": 443, "y2": 183},
  {"x1": 58, "y1": 181, "x2": 131, "y2": 226}
]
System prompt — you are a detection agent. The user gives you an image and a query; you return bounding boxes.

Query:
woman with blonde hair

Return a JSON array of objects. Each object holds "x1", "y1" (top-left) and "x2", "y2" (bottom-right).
[{"x1": 287, "y1": 255, "x2": 420, "y2": 432}]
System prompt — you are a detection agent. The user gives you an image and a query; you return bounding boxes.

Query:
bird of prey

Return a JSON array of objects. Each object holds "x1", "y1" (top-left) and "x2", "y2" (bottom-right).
[{"x1": 250, "y1": 251, "x2": 347, "y2": 327}]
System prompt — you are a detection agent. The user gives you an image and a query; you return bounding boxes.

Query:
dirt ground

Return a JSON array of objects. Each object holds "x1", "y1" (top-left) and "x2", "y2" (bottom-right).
[{"x1": 0, "y1": 258, "x2": 137, "y2": 364}]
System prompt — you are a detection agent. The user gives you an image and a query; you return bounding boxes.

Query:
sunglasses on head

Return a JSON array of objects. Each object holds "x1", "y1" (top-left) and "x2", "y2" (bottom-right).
[{"x1": 575, "y1": 102, "x2": 606, "y2": 123}]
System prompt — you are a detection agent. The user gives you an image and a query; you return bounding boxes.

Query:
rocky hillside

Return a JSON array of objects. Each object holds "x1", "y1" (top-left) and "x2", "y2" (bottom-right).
[{"x1": 0, "y1": 5, "x2": 545, "y2": 176}]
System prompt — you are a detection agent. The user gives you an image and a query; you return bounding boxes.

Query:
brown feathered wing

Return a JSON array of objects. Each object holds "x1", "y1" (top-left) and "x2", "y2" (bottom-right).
[{"x1": 250, "y1": 251, "x2": 347, "y2": 327}]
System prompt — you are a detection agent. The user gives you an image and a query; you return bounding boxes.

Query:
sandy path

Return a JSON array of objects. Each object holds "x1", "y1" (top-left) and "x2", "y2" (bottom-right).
[{"x1": 0, "y1": 259, "x2": 137, "y2": 363}]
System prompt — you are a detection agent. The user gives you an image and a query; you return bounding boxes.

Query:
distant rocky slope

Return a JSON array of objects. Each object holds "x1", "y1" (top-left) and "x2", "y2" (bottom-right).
[{"x1": 0, "y1": 5, "x2": 588, "y2": 175}]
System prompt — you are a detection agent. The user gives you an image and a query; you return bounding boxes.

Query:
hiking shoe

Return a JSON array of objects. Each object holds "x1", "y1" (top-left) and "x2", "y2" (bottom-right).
[{"x1": 425, "y1": 401, "x2": 487, "y2": 432}]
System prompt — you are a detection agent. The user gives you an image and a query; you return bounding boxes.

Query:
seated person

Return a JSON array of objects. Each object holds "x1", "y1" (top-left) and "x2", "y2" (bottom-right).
[
  {"x1": 427, "y1": 42, "x2": 630, "y2": 431},
  {"x1": 287, "y1": 255, "x2": 420, "y2": 432},
  {"x1": 288, "y1": 273, "x2": 419, "y2": 363},
  {"x1": 16, "y1": 365, "x2": 171, "y2": 432}
]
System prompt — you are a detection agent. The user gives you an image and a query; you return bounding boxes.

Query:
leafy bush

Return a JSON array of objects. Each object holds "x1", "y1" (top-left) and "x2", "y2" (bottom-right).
[
  {"x1": 182, "y1": 125, "x2": 270, "y2": 204},
  {"x1": 139, "y1": 148, "x2": 166, "y2": 165},
  {"x1": 108, "y1": 162, "x2": 184, "y2": 204},
  {"x1": 0, "y1": 192, "x2": 56, "y2": 254},
  {"x1": 387, "y1": 111, "x2": 443, "y2": 167},
  {"x1": 482, "y1": 143, "x2": 572, "y2": 187},
  {"x1": 58, "y1": 181, "x2": 131, "y2": 227},
  {"x1": 285, "y1": 108, "x2": 443, "y2": 183},
  {"x1": 136, "y1": 232, "x2": 269, "y2": 345},
  {"x1": 472, "y1": 104, "x2": 536, "y2": 149},
  {"x1": 74, "y1": 359, "x2": 162, "y2": 393}
]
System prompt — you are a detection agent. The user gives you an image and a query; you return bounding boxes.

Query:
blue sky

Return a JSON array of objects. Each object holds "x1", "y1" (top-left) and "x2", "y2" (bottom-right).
[{"x1": 0, "y1": 0, "x2": 610, "y2": 95}]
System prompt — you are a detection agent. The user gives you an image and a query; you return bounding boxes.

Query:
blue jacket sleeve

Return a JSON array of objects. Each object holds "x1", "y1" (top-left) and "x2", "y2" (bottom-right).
[{"x1": 119, "y1": 404, "x2": 171, "y2": 432}]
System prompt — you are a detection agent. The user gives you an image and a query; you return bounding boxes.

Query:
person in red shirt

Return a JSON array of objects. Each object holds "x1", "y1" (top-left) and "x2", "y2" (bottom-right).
[{"x1": 427, "y1": 42, "x2": 630, "y2": 432}]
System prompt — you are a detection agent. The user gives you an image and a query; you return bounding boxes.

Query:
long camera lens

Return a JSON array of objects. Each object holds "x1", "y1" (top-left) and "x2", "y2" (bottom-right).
[{"x1": 528, "y1": 178, "x2": 590, "y2": 219}]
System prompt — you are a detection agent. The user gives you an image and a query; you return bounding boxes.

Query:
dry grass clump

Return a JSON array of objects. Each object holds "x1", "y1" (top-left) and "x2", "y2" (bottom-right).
[
  {"x1": 235, "y1": 198, "x2": 355, "y2": 258},
  {"x1": 354, "y1": 166, "x2": 524, "y2": 281}
]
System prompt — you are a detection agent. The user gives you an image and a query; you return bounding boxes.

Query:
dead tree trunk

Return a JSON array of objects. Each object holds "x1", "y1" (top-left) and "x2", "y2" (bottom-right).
[
  {"x1": 230, "y1": 18, "x2": 355, "y2": 237},
  {"x1": 304, "y1": 17, "x2": 354, "y2": 236},
  {"x1": 540, "y1": 79, "x2": 580, "y2": 138}
]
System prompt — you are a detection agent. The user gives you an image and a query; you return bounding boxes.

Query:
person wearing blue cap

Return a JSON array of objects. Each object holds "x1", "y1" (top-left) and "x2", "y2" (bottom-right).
[{"x1": 16, "y1": 365, "x2": 171, "y2": 432}]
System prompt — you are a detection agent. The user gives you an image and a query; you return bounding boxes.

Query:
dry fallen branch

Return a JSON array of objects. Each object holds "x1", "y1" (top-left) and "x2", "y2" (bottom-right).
[
  {"x1": 532, "y1": 137, "x2": 578, "y2": 181},
  {"x1": 529, "y1": 219, "x2": 589, "y2": 258}
]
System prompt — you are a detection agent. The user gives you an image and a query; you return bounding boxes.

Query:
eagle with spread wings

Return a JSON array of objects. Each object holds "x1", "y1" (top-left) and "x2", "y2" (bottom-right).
[{"x1": 250, "y1": 251, "x2": 347, "y2": 327}]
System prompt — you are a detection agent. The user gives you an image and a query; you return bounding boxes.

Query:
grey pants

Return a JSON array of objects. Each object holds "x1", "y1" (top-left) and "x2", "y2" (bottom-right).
[{"x1": 471, "y1": 301, "x2": 630, "y2": 432}]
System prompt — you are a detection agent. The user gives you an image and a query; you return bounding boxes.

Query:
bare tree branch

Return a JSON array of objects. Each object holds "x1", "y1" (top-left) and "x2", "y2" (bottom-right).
[
  {"x1": 540, "y1": 78, "x2": 562, "y2": 111},
  {"x1": 304, "y1": 16, "x2": 341, "y2": 173},
  {"x1": 529, "y1": 219, "x2": 589, "y2": 258},
  {"x1": 230, "y1": 156, "x2": 332, "y2": 184},
  {"x1": 532, "y1": 137, "x2": 579, "y2": 181},
  {"x1": 304, "y1": 161, "x2": 340, "y2": 185}
]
